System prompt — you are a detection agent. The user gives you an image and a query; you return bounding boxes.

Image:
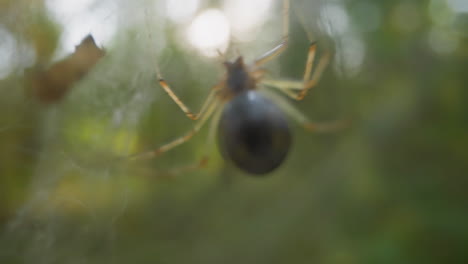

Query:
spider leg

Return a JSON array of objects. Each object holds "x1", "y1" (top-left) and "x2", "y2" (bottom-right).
[
  {"x1": 163, "y1": 156, "x2": 210, "y2": 176},
  {"x1": 253, "y1": 0, "x2": 290, "y2": 67},
  {"x1": 145, "y1": 10, "x2": 220, "y2": 121},
  {"x1": 303, "y1": 42, "x2": 317, "y2": 83},
  {"x1": 163, "y1": 104, "x2": 224, "y2": 175},
  {"x1": 127, "y1": 102, "x2": 223, "y2": 177},
  {"x1": 131, "y1": 156, "x2": 209, "y2": 179},
  {"x1": 261, "y1": 43, "x2": 331, "y2": 100},
  {"x1": 129, "y1": 99, "x2": 220, "y2": 161},
  {"x1": 261, "y1": 89, "x2": 348, "y2": 132},
  {"x1": 158, "y1": 80, "x2": 221, "y2": 120}
]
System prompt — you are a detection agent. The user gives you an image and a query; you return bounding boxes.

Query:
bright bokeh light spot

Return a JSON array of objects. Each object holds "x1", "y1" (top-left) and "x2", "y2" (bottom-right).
[
  {"x1": 428, "y1": 0, "x2": 455, "y2": 27},
  {"x1": 47, "y1": 0, "x2": 95, "y2": 14},
  {"x1": 223, "y1": 0, "x2": 273, "y2": 41},
  {"x1": 428, "y1": 28, "x2": 459, "y2": 54},
  {"x1": 447, "y1": 0, "x2": 468, "y2": 13},
  {"x1": 46, "y1": 0, "x2": 117, "y2": 56},
  {"x1": 187, "y1": 9, "x2": 231, "y2": 57},
  {"x1": 166, "y1": 0, "x2": 200, "y2": 24},
  {"x1": 321, "y1": 3, "x2": 350, "y2": 36},
  {"x1": 334, "y1": 34, "x2": 366, "y2": 77},
  {"x1": 0, "y1": 27, "x2": 16, "y2": 79}
]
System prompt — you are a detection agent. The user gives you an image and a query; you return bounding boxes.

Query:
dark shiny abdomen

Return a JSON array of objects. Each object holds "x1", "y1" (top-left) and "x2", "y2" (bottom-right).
[{"x1": 218, "y1": 91, "x2": 291, "y2": 175}]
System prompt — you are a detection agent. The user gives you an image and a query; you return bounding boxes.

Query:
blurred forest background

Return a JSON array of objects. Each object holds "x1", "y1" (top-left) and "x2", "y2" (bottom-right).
[{"x1": 0, "y1": 0, "x2": 467, "y2": 263}]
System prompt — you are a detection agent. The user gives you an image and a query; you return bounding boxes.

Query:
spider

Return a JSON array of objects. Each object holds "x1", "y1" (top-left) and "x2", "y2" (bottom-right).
[{"x1": 132, "y1": 0, "x2": 343, "y2": 175}]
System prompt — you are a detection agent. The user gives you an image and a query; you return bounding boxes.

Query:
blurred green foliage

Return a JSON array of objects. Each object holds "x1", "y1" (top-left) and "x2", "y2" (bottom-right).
[{"x1": 1, "y1": 0, "x2": 468, "y2": 263}]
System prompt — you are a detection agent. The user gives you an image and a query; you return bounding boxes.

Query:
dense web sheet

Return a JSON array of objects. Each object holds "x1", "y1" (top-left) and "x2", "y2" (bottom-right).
[{"x1": 0, "y1": 0, "x2": 166, "y2": 260}]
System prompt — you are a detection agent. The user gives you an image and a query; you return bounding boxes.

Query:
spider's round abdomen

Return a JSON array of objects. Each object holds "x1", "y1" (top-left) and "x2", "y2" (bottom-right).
[{"x1": 218, "y1": 91, "x2": 291, "y2": 175}]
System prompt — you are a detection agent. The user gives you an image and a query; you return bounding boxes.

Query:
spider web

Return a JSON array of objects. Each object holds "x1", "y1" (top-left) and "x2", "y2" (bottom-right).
[{"x1": 0, "y1": 0, "x2": 362, "y2": 263}]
